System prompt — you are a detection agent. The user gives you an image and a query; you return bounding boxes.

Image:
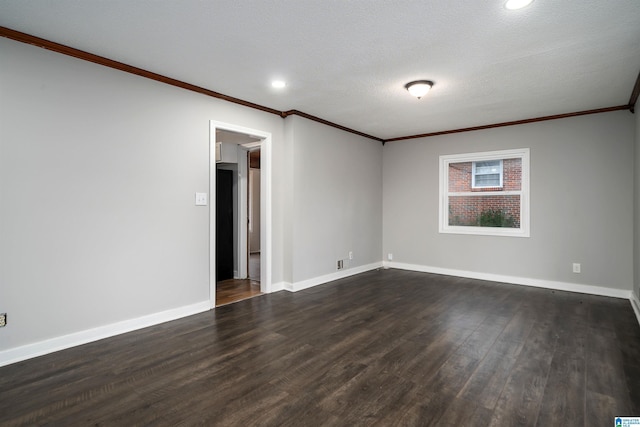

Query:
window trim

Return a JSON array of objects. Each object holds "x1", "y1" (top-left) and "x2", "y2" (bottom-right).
[{"x1": 439, "y1": 148, "x2": 530, "y2": 237}]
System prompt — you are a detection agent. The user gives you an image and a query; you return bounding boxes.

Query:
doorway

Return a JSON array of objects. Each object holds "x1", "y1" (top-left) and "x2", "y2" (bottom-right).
[{"x1": 209, "y1": 121, "x2": 272, "y2": 308}]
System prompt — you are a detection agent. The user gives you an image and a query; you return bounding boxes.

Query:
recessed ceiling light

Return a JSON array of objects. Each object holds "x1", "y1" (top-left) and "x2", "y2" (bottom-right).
[
  {"x1": 404, "y1": 80, "x2": 434, "y2": 99},
  {"x1": 271, "y1": 80, "x2": 286, "y2": 88},
  {"x1": 504, "y1": 0, "x2": 533, "y2": 10}
]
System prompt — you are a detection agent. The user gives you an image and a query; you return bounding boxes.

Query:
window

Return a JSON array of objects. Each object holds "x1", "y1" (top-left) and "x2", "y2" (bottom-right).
[
  {"x1": 439, "y1": 148, "x2": 530, "y2": 237},
  {"x1": 472, "y1": 160, "x2": 502, "y2": 188}
]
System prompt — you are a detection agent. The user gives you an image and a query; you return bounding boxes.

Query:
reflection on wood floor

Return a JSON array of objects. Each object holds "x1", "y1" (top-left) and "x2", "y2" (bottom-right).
[
  {"x1": 216, "y1": 253, "x2": 261, "y2": 306},
  {"x1": 216, "y1": 278, "x2": 262, "y2": 306}
]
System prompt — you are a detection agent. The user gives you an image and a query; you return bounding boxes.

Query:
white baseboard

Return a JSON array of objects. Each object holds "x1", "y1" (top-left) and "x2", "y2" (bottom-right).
[
  {"x1": 631, "y1": 292, "x2": 640, "y2": 327},
  {"x1": 5, "y1": 268, "x2": 635, "y2": 368},
  {"x1": 0, "y1": 301, "x2": 210, "y2": 368},
  {"x1": 286, "y1": 262, "x2": 383, "y2": 292},
  {"x1": 269, "y1": 281, "x2": 286, "y2": 292},
  {"x1": 384, "y1": 261, "x2": 633, "y2": 300}
]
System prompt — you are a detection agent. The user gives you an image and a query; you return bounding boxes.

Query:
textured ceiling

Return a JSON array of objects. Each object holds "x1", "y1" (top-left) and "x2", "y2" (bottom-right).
[{"x1": 1, "y1": 0, "x2": 639, "y2": 140}]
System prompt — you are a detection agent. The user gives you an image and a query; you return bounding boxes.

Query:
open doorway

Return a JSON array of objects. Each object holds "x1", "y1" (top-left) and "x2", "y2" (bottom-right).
[{"x1": 209, "y1": 122, "x2": 271, "y2": 308}]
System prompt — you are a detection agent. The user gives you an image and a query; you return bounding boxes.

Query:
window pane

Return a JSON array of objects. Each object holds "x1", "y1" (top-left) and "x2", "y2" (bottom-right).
[
  {"x1": 448, "y1": 195, "x2": 520, "y2": 228},
  {"x1": 475, "y1": 160, "x2": 501, "y2": 175},
  {"x1": 450, "y1": 160, "x2": 512, "y2": 191},
  {"x1": 473, "y1": 159, "x2": 503, "y2": 188},
  {"x1": 474, "y1": 174, "x2": 500, "y2": 187},
  {"x1": 440, "y1": 148, "x2": 529, "y2": 237}
]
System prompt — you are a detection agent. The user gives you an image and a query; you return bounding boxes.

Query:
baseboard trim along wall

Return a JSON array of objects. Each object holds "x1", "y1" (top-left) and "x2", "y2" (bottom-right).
[
  {"x1": 284, "y1": 262, "x2": 383, "y2": 292},
  {"x1": 631, "y1": 293, "x2": 640, "y2": 327},
  {"x1": 270, "y1": 282, "x2": 286, "y2": 292},
  {"x1": 0, "y1": 301, "x2": 210, "y2": 368},
  {"x1": 384, "y1": 261, "x2": 633, "y2": 300},
  {"x1": 4, "y1": 265, "x2": 636, "y2": 367}
]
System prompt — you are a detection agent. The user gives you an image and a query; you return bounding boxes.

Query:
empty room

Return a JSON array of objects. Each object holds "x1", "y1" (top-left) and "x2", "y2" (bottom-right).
[{"x1": 1, "y1": 1, "x2": 639, "y2": 425}]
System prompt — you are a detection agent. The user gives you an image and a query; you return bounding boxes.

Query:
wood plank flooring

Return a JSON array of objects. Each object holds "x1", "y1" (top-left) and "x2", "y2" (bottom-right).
[
  {"x1": 1, "y1": 269, "x2": 639, "y2": 426},
  {"x1": 216, "y1": 278, "x2": 262, "y2": 306},
  {"x1": 216, "y1": 253, "x2": 261, "y2": 306}
]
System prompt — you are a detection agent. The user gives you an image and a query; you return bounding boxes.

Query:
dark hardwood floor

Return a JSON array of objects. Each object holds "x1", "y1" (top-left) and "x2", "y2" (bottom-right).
[{"x1": 1, "y1": 269, "x2": 639, "y2": 426}]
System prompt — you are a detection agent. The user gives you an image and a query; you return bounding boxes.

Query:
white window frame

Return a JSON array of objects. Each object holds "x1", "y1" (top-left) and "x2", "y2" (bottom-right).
[
  {"x1": 472, "y1": 159, "x2": 503, "y2": 188},
  {"x1": 439, "y1": 148, "x2": 530, "y2": 237}
]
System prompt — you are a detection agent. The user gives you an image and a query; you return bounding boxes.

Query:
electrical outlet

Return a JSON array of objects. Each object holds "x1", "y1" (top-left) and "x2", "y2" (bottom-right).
[
  {"x1": 0, "y1": 313, "x2": 6, "y2": 327},
  {"x1": 573, "y1": 263, "x2": 581, "y2": 274},
  {"x1": 337, "y1": 260, "x2": 344, "y2": 270},
  {"x1": 349, "y1": 251, "x2": 353, "y2": 260},
  {"x1": 388, "y1": 253, "x2": 393, "y2": 261}
]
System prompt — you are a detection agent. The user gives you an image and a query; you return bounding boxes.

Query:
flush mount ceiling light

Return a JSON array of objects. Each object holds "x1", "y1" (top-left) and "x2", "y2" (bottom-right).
[
  {"x1": 404, "y1": 80, "x2": 434, "y2": 99},
  {"x1": 271, "y1": 80, "x2": 286, "y2": 88},
  {"x1": 504, "y1": 0, "x2": 533, "y2": 10}
]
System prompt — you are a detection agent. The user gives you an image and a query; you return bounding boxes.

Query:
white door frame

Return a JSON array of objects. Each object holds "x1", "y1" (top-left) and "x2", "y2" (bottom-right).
[{"x1": 209, "y1": 121, "x2": 272, "y2": 308}]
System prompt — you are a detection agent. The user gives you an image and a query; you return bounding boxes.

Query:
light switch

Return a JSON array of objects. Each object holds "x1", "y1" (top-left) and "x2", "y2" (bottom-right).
[{"x1": 195, "y1": 192, "x2": 208, "y2": 206}]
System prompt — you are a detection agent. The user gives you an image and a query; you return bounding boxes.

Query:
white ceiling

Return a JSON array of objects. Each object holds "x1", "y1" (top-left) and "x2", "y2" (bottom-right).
[{"x1": 1, "y1": 0, "x2": 639, "y2": 140}]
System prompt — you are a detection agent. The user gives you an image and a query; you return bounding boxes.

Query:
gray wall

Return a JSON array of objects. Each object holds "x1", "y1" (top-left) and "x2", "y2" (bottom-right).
[
  {"x1": 282, "y1": 119, "x2": 295, "y2": 284},
  {"x1": 635, "y1": 107, "x2": 640, "y2": 299},
  {"x1": 0, "y1": 37, "x2": 285, "y2": 351},
  {"x1": 383, "y1": 111, "x2": 635, "y2": 291},
  {"x1": 249, "y1": 169, "x2": 261, "y2": 253},
  {"x1": 287, "y1": 116, "x2": 383, "y2": 283},
  {"x1": 0, "y1": 36, "x2": 384, "y2": 357}
]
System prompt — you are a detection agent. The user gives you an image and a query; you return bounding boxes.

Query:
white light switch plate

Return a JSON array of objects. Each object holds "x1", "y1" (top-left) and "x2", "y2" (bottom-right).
[{"x1": 195, "y1": 192, "x2": 208, "y2": 206}]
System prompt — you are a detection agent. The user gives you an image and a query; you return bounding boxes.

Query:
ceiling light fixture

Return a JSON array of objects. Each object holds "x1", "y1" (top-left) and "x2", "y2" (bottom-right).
[
  {"x1": 504, "y1": 0, "x2": 533, "y2": 10},
  {"x1": 271, "y1": 80, "x2": 286, "y2": 88},
  {"x1": 405, "y1": 80, "x2": 434, "y2": 99}
]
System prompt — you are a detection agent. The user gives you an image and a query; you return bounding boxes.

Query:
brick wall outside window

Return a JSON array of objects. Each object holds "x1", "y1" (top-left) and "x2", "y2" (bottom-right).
[
  {"x1": 448, "y1": 158, "x2": 522, "y2": 227},
  {"x1": 448, "y1": 158, "x2": 521, "y2": 192}
]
